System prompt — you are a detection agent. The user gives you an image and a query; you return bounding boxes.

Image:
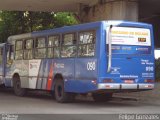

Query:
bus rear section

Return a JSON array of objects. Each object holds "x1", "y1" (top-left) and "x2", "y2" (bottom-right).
[{"x1": 98, "y1": 21, "x2": 154, "y2": 93}]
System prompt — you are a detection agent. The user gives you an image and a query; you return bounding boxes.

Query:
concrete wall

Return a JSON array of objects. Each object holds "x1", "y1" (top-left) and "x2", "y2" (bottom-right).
[
  {"x1": 78, "y1": 0, "x2": 160, "y2": 48},
  {"x1": 79, "y1": 0, "x2": 138, "y2": 23},
  {"x1": 140, "y1": 16, "x2": 160, "y2": 48}
]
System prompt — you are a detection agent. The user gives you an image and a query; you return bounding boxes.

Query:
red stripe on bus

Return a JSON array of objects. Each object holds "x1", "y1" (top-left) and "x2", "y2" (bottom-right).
[{"x1": 47, "y1": 63, "x2": 54, "y2": 90}]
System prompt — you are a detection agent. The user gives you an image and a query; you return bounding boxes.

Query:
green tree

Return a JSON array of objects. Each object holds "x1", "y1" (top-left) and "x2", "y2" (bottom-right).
[
  {"x1": 54, "y1": 12, "x2": 78, "y2": 27},
  {"x1": 0, "y1": 11, "x2": 78, "y2": 43}
]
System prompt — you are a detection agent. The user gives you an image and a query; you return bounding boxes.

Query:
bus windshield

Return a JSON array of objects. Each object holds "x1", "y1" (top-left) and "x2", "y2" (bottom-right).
[{"x1": 107, "y1": 27, "x2": 151, "y2": 55}]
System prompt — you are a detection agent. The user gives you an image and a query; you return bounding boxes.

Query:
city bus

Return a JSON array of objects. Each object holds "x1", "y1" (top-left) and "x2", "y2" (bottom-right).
[{"x1": 0, "y1": 21, "x2": 155, "y2": 103}]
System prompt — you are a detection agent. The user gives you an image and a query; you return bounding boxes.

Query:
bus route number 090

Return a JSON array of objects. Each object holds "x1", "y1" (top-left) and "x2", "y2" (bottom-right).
[{"x1": 87, "y1": 62, "x2": 96, "y2": 71}]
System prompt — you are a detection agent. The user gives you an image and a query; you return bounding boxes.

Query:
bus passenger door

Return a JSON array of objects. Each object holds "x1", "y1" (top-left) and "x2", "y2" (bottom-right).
[
  {"x1": 4, "y1": 44, "x2": 14, "y2": 87},
  {"x1": 0, "y1": 45, "x2": 5, "y2": 85}
]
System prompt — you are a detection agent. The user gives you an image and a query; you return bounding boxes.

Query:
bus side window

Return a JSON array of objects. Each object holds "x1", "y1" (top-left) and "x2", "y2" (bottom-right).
[
  {"x1": 24, "y1": 39, "x2": 33, "y2": 60},
  {"x1": 78, "y1": 31, "x2": 96, "y2": 57},
  {"x1": 0, "y1": 48, "x2": 3, "y2": 64},
  {"x1": 48, "y1": 35, "x2": 60, "y2": 58},
  {"x1": 61, "y1": 33, "x2": 77, "y2": 58},
  {"x1": 15, "y1": 40, "x2": 23, "y2": 60},
  {"x1": 35, "y1": 37, "x2": 46, "y2": 59},
  {"x1": 7, "y1": 45, "x2": 14, "y2": 66}
]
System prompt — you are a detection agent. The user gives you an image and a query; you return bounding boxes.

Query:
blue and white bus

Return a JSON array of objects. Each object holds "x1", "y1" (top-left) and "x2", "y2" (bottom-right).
[{"x1": 0, "y1": 21, "x2": 155, "y2": 102}]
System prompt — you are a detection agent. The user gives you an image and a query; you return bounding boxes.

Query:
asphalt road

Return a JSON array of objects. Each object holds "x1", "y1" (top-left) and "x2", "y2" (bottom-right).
[{"x1": 0, "y1": 88, "x2": 160, "y2": 120}]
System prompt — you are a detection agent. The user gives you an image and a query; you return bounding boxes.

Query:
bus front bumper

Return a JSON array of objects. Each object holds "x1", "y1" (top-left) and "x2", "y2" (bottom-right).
[{"x1": 98, "y1": 83, "x2": 154, "y2": 90}]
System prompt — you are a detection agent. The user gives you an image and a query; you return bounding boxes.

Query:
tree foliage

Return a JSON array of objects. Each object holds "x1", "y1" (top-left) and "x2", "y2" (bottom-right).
[
  {"x1": 54, "y1": 12, "x2": 78, "y2": 27},
  {"x1": 0, "y1": 11, "x2": 78, "y2": 43}
]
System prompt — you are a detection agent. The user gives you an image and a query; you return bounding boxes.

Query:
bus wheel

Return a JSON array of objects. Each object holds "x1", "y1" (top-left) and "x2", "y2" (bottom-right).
[
  {"x1": 54, "y1": 79, "x2": 75, "y2": 103},
  {"x1": 92, "y1": 93, "x2": 113, "y2": 102},
  {"x1": 13, "y1": 75, "x2": 26, "y2": 97}
]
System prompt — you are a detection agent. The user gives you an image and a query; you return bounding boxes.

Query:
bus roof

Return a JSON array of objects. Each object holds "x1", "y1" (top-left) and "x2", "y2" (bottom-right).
[{"x1": 7, "y1": 20, "x2": 152, "y2": 43}]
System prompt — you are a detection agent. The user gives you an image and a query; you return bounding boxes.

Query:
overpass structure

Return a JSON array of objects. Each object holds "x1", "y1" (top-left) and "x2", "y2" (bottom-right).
[
  {"x1": 0, "y1": 0, "x2": 160, "y2": 46},
  {"x1": 0, "y1": 0, "x2": 159, "y2": 21}
]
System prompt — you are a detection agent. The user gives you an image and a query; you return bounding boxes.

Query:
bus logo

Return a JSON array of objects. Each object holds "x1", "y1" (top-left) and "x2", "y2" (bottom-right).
[{"x1": 138, "y1": 38, "x2": 146, "y2": 42}]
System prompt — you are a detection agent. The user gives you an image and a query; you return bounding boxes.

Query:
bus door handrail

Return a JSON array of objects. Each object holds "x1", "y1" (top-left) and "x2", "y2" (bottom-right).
[{"x1": 107, "y1": 25, "x2": 113, "y2": 73}]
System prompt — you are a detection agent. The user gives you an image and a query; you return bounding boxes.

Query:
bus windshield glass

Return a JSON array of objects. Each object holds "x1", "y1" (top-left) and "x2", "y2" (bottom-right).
[{"x1": 107, "y1": 27, "x2": 151, "y2": 55}]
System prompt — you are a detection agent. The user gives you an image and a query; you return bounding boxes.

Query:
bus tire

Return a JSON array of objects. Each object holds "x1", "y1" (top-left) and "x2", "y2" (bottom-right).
[
  {"x1": 54, "y1": 79, "x2": 75, "y2": 103},
  {"x1": 92, "y1": 93, "x2": 113, "y2": 102},
  {"x1": 13, "y1": 75, "x2": 26, "y2": 97}
]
